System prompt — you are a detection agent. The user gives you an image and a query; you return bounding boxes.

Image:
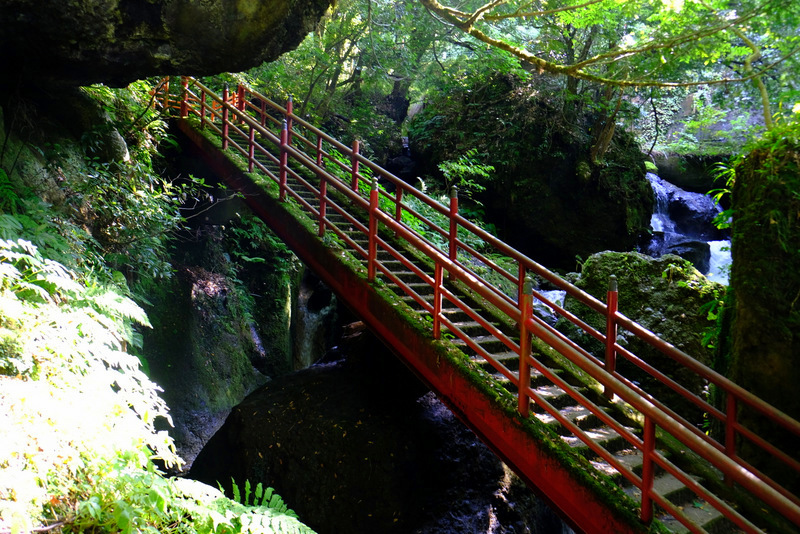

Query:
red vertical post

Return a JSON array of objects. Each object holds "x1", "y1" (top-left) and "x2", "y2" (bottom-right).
[
  {"x1": 640, "y1": 416, "x2": 656, "y2": 524},
  {"x1": 448, "y1": 185, "x2": 459, "y2": 264},
  {"x1": 724, "y1": 393, "x2": 737, "y2": 486},
  {"x1": 317, "y1": 135, "x2": 326, "y2": 237},
  {"x1": 517, "y1": 263, "x2": 526, "y2": 307},
  {"x1": 200, "y1": 91, "x2": 207, "y2": 129},
  {"x1": 433, "y1": 263, "x2": 444, "y2": 339},
  {"x1": 236, "y1": 84, "x2": 246, "y2": 119},
  {"x1": 180, "y1": 76, "x2": 189, "y2": 117},
  {"x1": 351, "y1": 140, "x2": 361, "y2": 192},
  {"x1": 604, "y1": 274, "x2": 619, "y2": 400},
  {"x1": 286, "y1": 95, "x2": 294, "y2": 146},
  {"x1": 518, "y1": 275, "x2": 533, "y2": 417},
  {"x1": 248, "y1": 125, "x2": 255, "y2": 173},
  {"x1": 279, "y1": 120, "x2": 288, "y2": 202},
  {"x1": 368, "y1": 178, "x2": 379, "y2": 282},
  {"x1": 221, "y1": 84, "x2": 230, "y2": 151}
]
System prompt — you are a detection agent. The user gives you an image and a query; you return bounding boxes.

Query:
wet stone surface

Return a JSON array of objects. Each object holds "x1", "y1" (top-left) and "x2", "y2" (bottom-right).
[{"x1": 189, "y1": 327, "x2": 568, "y2": 534}]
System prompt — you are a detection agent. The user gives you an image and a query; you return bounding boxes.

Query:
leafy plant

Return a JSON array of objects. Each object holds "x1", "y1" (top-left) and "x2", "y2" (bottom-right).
[
  {"x1": 708, "y1": 159, "x2": 739, "y2": 230},
  {"x1": 0, "y1": 168, "x2": 22, "y2": 215},
  {"x1": 227, "y1": 479, "x2": 295, "y2": 515},
  {"x1": 1, "y1": 234, "x2": 317, "y2": 534},
  {"x1": 438, "y1": 148, "x2": 495, "y2": 202},
  {"x1": 228, "y1": 212, "x2": 294, "y2": 273}
]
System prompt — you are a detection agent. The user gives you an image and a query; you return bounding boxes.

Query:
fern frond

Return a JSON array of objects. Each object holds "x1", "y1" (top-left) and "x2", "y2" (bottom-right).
[{"x1": 231, "y1": 477, "x2": 241, "y2": 503}]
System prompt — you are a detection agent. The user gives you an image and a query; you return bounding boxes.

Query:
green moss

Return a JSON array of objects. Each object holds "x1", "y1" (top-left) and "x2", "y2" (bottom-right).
[{"x1": 728, "y1": 121, "x2": 800, "y2": 497}]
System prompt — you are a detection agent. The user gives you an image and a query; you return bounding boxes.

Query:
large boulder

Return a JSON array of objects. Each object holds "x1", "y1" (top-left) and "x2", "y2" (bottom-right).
[
  {"x1": 189, "y1": 328, "x2": 560, "y2": 533},
  {"x1": 729, "y1": 132, "x2": 800, "y2": 493},
  {"x1": 143, "y1": 229, "x2": 271, "y2": 469},
  {"x1": 0, "y1": 0, "x2": 331, "y2": 89},
  {"x1": 562, "y1": 251, "x2": 724, "y2": 424}
]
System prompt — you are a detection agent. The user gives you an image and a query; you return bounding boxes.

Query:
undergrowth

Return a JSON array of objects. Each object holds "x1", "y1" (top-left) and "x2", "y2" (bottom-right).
[
  {"x1": 0, "y1": 79, "x2": 314, "y2": 533},
  {"x1": 0, "y1": 235, "x2": 314, "y2": 533}
]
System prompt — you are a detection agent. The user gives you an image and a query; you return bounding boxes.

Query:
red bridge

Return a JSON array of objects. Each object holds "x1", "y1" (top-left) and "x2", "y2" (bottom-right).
[{"x1": 155, "y1": 77, "x2": 800, "y2": 534}]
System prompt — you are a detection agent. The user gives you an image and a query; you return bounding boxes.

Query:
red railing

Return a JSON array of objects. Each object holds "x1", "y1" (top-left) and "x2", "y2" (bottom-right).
[{"x1": 156, "y1": 77, "x2": 800, "y2": 533}]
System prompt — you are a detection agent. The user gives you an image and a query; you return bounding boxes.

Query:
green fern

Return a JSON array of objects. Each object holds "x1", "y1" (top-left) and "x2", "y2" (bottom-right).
[
  {"x1": 0, "y1": 169, "x2": 21, "y2": 215},
  {"x1": 208, "y1": 478, "x2": 316, "y2": 533},
  {"x1": 226, "y1": 478, "x2": 294, "y2": 515}
]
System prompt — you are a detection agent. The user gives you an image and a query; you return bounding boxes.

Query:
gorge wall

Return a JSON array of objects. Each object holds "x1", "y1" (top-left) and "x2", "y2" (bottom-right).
[{"x1": 0, "y1": 0, "x2": 331, "y2": 89}]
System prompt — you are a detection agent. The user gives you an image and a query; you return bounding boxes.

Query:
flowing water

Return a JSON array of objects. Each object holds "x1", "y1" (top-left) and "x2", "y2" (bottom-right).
[{"x1": 645, "y1": 173, "x2": 731, "y2": 284}]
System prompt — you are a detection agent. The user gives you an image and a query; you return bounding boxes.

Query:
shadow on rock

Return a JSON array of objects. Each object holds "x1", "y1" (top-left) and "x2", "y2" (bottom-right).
[{"x1": 189, "y1": 326, "x2": 565, "y2": 533}]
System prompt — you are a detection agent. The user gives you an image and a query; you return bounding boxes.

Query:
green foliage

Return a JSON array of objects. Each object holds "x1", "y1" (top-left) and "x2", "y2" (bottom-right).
[
  {"x1": 0, "y1": 237, "x2": 178, "y2": 530},
  {"x1": 1, "y1": 79, "x2": 316, "y2": 534},
  {"x1": 72, "y1": 81, "x2": 209, "y2": 285},
  {"x1": 0, "y1": 231, "x2": 315, "y2": 534},
  {"x1": 176, "y1": 479, "x2": 316, "y2": 534},
  {"x1": 228, "y1": 212, "x2": 294, "y2": 273},
  {"x1": 709, "y1": 160, "x2": 738, "y2": 230},
  {"x1": 68, "y1": 157, "x2": 196, "y2": 280},
  {"x1": 437, "y1": 148, "x2": 495, "y2": 201},
  {"x1": 0, "y1": 168, "x2": 22, "y2": 215},
  {"x1": 226, "y1": 479, "x2": 295, "y2": 515}
]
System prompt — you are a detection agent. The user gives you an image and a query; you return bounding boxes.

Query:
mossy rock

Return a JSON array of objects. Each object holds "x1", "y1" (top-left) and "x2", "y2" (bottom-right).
[
  {"x1": 729, "y1": 128, "x2": 800, "y2": 493},
  {"x1": 563, "y1": 251, "x2": 724, "y2": 424},
  {"x1": 0, "y1": 0, "x2": 332, "y2": 88},
  {"x1": 408, "y1": 74, "x2": 653, "y2": 269}
]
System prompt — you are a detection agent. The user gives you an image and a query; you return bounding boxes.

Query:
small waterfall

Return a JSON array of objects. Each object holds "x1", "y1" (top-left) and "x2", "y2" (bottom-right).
[
  {"x1": 534, "y1": 289, "x2": 567, "y2": 324},
  {"x1": 706, "y1": 240, "x2": 732, "y2": 285},
  {"x1": 649, "y1": 172, "x2": 675, "y2": 234},
  {"x1": 645, "y1": 173, "x2": 731, "y2": 284}
]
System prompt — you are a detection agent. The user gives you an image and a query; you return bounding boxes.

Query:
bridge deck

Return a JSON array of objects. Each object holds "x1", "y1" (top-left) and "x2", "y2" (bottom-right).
[{"x1": 158, "y1": 77, "x2": 800, "y2": 534}]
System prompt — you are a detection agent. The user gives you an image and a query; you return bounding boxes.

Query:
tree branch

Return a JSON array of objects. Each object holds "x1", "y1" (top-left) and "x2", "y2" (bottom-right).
[
  {"x1": 419, "y1": 0, "x2": 800, "y2": 89},
  {"x1": 488, "y1": 0, "x2": 608, "y2": 21}
]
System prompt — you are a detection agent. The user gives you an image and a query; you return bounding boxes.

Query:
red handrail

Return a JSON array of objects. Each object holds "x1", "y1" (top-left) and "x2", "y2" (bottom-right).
[{"x1": 155, "y1": 78, "x2": 800, "y2": 532}]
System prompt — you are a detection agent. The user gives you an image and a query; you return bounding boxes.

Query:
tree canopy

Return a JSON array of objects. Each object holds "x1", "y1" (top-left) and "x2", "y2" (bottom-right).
[{"x1": 418, "y1": 0, "x2": 800, "y2": 126}]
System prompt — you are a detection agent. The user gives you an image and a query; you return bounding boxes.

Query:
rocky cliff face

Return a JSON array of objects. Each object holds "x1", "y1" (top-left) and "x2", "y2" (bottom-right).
[
  {"x1": 0, "y1": 0, "x2": 331, "y2": 89},
  {"x1": 408, "y1": 74, "x2": 653, "y2": 270}
]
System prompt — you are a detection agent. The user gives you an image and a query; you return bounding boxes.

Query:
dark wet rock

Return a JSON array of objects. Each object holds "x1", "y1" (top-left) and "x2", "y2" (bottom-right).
[
  {"x1": 190, "y1": 329, "x2": 560, "y2": 533},
  {"x1": 0, "y1": 0, "x2": 332, "y2": 89},
  {"x1": 385, "y1": 154, "x2": 417, "y2": 185},
  {"x1": 647, "y1": 234, "x2": 711, "y2": 274},
  {"x1": 667, "y1": 188, "x2": 725, "y2": 241}
]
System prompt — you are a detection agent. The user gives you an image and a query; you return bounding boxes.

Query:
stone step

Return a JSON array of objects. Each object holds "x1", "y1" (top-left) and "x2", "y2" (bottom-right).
[
  {"x1": 451, "y1": 335, "x2": 512, "y2": 356},
  {"x1": 417, "y1": 308, "x2": 473, "y2": 324}
]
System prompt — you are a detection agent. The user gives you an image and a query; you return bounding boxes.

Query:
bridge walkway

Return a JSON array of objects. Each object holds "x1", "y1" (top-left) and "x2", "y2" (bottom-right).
[
  {"x1": 275, "y1": 148, "x2": 726, "y2": 533},
  {"x1": 155, "y1": 77, "x2": 800, "y2": 534}
]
